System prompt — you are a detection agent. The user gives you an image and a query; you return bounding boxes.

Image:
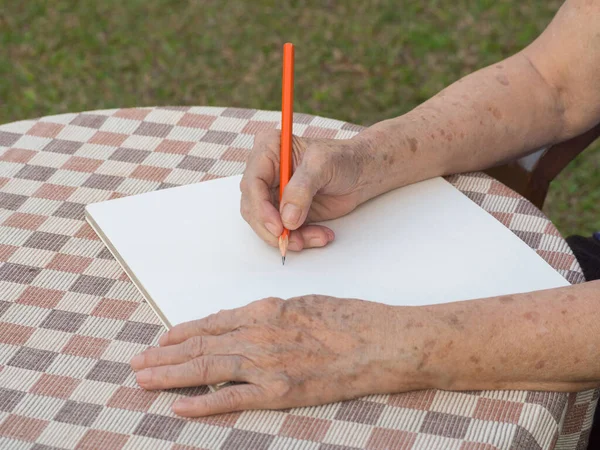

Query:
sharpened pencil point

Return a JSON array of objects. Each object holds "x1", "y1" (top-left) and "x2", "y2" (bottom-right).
[{"x1": 279, "y1": 231, "x2": 288, "y2": 266}]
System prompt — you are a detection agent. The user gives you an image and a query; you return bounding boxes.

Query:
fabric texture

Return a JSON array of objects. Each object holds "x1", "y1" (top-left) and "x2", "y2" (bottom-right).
[{"x1": 0, "y1": 106, "x2": 597, "y2": 450}]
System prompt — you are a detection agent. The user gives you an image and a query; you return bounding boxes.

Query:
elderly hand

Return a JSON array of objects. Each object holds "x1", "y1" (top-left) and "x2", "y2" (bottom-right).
[
  {"x1": 240, "y1": 130, "x2": 386, "y2": 252},
  {"x1": 130, "y1": 295, "x2": 433, "y2": 417}
]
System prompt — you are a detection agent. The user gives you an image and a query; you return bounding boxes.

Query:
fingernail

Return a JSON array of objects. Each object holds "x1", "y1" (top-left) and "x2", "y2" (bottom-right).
[
  {"x1": 136, "y1": 369, "x2": 152, "y2": 385},
  {"x1": 172, "y1": 398, "x2": 190, "y2": 414},
  {"x1": 282, "y1": 203, "x2": 301, "y2": 226},
  {"x1": 265, "y1": 222, "x2": 279, "y2": 236},
  {"x1": 326, "y1": 229, "x2": 335, "y2": 241},
  {"x1": 309, "y1": 237, "x2": 326, "y2": 247}
]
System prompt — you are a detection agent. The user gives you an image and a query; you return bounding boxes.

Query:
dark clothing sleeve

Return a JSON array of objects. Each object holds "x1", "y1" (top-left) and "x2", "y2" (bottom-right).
[{"x1": 566, "y1": 234, "x2": 600, "y2": 282}]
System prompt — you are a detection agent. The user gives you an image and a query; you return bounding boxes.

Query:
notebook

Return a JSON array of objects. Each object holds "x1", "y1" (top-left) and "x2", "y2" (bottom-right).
[{"x1": 85, "y1": 175, "x2": 569, "y2": 329}]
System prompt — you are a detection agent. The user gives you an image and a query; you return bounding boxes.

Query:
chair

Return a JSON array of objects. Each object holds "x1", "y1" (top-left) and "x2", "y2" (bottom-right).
[{"x1": 484, "y1": 123, "x2": 600, "y2": 209}]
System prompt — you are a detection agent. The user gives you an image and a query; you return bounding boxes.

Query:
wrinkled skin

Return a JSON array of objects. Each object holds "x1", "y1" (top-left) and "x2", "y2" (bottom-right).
[
  {"x1": 239, "y1": 130, "x2": 379, "y2": 252},
  {"x1": 130, "y1": 295, "x2": 428, "y2": 417}
]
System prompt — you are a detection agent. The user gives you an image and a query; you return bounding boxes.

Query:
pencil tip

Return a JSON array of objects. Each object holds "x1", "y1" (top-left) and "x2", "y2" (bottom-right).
[{"x1": 282, "y1": 256, "x2": 285, "y2": 265}]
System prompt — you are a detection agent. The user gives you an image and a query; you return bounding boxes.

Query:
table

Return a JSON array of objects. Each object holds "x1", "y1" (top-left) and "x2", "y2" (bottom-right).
[{"x1": 0, "y1": 106, "x2": 597, "y2": 450}]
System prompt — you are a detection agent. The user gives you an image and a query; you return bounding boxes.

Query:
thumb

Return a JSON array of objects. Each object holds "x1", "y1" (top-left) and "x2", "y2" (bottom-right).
[{"x1": 280, "y1": 155, "x2": 328, "y2": 230}]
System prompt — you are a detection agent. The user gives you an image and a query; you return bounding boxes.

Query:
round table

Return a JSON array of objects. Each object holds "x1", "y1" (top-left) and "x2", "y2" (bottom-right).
[{"x1": 0, "y1": 107, "x2": 596, "y2": 450}]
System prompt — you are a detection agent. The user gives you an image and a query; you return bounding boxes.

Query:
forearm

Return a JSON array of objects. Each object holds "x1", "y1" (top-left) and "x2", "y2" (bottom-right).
[
  {"x1": 354, "y1": 51, "x2": 566, "y2": 201},
  {"x1": 353, "y1": 0, "x2": 600, "y2": 202},
  {"x1": 411, "y1": 281, "x2": 600, "y2": 392}
]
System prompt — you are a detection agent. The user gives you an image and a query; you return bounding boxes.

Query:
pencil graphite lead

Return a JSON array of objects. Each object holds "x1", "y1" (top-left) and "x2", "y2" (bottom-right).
[{"x1": 282, "y1": 256, "x2": 285, "y2": 265}]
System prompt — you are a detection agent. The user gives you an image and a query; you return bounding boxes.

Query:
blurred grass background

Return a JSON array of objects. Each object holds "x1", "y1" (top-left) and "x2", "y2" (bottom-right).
[{"x1": 1, "y1": 0, "x2": 598, "y2": 236}]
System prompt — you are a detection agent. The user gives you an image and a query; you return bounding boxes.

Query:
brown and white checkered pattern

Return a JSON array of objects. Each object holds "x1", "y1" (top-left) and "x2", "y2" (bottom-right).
[{"x1": 0, "y1": 107, "x2": 596, "y2": 450}]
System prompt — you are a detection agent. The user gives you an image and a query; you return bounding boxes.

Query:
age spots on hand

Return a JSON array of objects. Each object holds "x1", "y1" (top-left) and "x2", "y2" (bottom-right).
[
  {"x1": 523, "y1": 311, "x2": 540, "y2": 323},
  {"x1": 407, "y1": 137, "x2": 419, "y2": 153},
  {"x1": 435, "y1": 340, "x2": 454, "y2": 359},
  {"x1": 417, "y1": 352, "x2": 430, "y2": 371},
  {"x1": 496, "y1": 74, "x2": 509, "y2": 86},
  {"x1": 405, "y1": 319, "x2": 424, "y2": 330},
  {"x1": 535, "y1": 360, "x2": 546, "y2": 369},
  {"x1": 487, "y1": 106, "x2": 502, "y2": 120},
  {"x1": 443, "y1": 313, "x2": 463, "y2": 330}
]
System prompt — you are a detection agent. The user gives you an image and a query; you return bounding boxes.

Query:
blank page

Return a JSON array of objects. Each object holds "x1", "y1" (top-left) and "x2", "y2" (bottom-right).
[{"x1": 86, "y1": 176, "x2": 569, "y2": 327}]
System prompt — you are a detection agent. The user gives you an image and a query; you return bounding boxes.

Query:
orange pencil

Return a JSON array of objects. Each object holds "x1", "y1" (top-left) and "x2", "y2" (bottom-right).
[{"x1": 279, "y1": 43, "x2": 294, "y2": 265}]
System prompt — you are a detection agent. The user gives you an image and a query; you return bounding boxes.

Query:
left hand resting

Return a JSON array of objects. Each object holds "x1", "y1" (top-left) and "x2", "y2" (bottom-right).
[{"x1": 130, "y1": 295, "x2": 432, "y2": 417}]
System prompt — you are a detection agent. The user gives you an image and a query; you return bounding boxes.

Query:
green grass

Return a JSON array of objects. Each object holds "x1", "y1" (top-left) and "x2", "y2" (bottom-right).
[{"x1": 1, "y1": 0, "x2": 598, "y2": 236}]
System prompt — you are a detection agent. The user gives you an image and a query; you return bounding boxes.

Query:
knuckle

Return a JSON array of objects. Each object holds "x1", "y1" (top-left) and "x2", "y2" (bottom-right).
[
  {"x1": 136, "y1": 351, "x2": 149, "y2": 366},
  {"x1": 204, "y1": 309, "x2": 232, "y2": 331},
  {"x1": 148, "y1": 351, "x2": 164, "y2": 367},
  {"x1": 140, "y1": 368, "x2": 158, "y2": 386},
  {"x1": 203, "y1": 313, "x2": 218, "y2": 330},
  {"x1": 269, "y1": 377, "x2": 293, "y2": 398},
  {"x1": 262, "y1": 296, "x2": 284, "y2": 309},
  {"x1": 162, "y1": 367, "x2": 181, "y2": 386},
  {"x1": 235, "y1": 355, "x2": 253, "y2": 374},
  {"x1": 254, "y1": 130, "x2": 270, "y2": 142},
  {"x1": 266, "y1": 297, "x2": 285, "y2": 318},
  {"x1": 187, "y1": 336, "x2": 205, "y2": 358},
  {"x1": 287, "y1": 184, "x2": 313, "y2": 202},
  {"x1": 156, "y1": 369, "x2": 169, "y2": 385},
  {"x1": 299, "y1": 294, "x2": 318, "y2": 304},
  {"x1": 191, "y1": 357, "x2": 210, "y2": 379},
  {"x1": 252, "y1": 130, "x2": 279, "y2": 150},
  {"x1": 247, "y1": 297, "x2": 280, "y2": 313},
  {"x1": 230, "y1": 355, "x2": 244, "y2": 378},
  {"x1": 248, "y1": 297, "x2": 283, "y2": 317},
  {"x1": 221, "y1": 388, "x2": 244, "y2": 410}
]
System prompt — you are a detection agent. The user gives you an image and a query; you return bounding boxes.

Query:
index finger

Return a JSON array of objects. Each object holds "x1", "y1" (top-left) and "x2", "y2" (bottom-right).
[
  {"x1": 240, "y1": 131, "x2": 284, "y2": 245},
  {"x1": 159, "y1": 308, "x2": 241, "y2": 346}
]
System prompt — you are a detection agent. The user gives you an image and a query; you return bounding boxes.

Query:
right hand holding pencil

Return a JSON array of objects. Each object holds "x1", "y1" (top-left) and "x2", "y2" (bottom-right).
[{"x1": 240, "y1": 129, "x2": 377, "y2": 251}]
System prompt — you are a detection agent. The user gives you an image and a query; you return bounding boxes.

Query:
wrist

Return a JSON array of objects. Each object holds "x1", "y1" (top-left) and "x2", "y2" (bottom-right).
[
  {"x1": 351, "y1": 116, "x2": 450, "y2": 200},
  {"x1": 382, "y1": 306, "x2": 455, "y2": 392},
  {"x1": 351, "y1": 122, "x2": 411, "y2": 201}
]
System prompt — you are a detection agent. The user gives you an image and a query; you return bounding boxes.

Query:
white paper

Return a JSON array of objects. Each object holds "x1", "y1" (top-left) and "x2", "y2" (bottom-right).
[{"x1": 86, "y1": 175, "x2": 569, "y2": 327}]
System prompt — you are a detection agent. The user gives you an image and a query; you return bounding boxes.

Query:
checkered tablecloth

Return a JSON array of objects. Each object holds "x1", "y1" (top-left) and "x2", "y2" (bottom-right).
[{"x1": 0, "y1": 106, "x2": 597, "y2": 450}]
